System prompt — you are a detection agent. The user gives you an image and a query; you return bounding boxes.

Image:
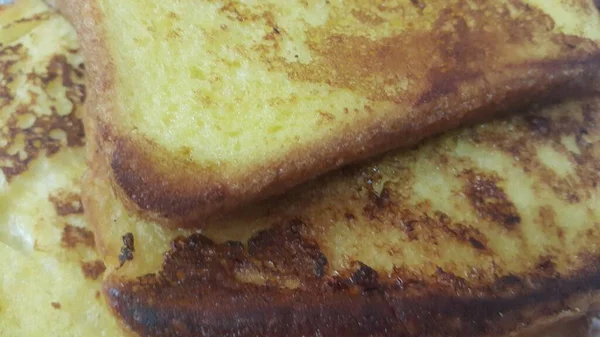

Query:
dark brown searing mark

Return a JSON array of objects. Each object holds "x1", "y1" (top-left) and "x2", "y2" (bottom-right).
[
  {"x1": 49, "y1": 192, "x2": 84, "y2": 216},
  {"x1": 469, "y1": 238, "x2": 486, "y2": 250},
  {"x1": 81, "y1": 260, "x2": 106, "y2": 280},
  {"x1": 118, "y1": 233, "x2": 135, "y2": 267},
  {"x1": 536, "y1": 257, "x2": 557, "y2": 277},
  {"x1": 410, "y1": 0, "x2": 426, "y2": 10},
  {"x1": 525, "y1": 115, "x2": 553, "y2": 136},
  {"x1": 51, "y1": 302, "x2": 61, "y2": 309},
  {"x1": 462, "y1": 170, "x2": 521, "y2": 229},
  {"x1": 61, "y1": 225, "x2": 95, "y2": 248},
  {"x1": 364, "y1": 183, "x2": 392, "y2": 220},
  {"x1": 350, "y1": 262, "x2": 380, "y2": 291},
  {"x1": 104, "y1": 220, "x2": 600, "y2": 337},
  {"x1": 246, "y1": 219, "x2": 328, "y2": 280},
  {"x1": 435, "y1": 267, "x2": 468, "y2": 291},
  {"x1": 435, "y1": 211, "x2": 490, "y2": 251}
]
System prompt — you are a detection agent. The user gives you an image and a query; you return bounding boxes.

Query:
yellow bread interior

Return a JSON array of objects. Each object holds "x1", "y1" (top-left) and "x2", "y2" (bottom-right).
[{"x1": 97, "y1": 0, "x2": 600, "y2": 176}]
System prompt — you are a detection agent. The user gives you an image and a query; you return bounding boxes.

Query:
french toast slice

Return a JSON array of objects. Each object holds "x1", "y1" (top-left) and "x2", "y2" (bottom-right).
[
  {"x1": 2, "y1": 1, "x2": 596, "y2": 336},
  {"x1": 87, "y1": 96, "x2": 600, "y2": 337},
  {"x1": 59, "y1": 0, "x2": 600, "y2": 226},
  {"x1": 0, "y1": 1, "x2": 124, "y2": 335}
]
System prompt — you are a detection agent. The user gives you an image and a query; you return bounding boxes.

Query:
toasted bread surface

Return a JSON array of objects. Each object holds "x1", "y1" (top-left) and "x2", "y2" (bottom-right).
[
  {"x1": 61, "y1": 0, "x2": 600, "y2": 226},
  {"x1": 0, "y1": 1, "x2": 125, "y2": 335},
  {"x1": 87, "y1": 96, "x2": 600, "y2": 336},
  {"x1": 2, "y1": 1, "x2": 596, "y2": 336}
]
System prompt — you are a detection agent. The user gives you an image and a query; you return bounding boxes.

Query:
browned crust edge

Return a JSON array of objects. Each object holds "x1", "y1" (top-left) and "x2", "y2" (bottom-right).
[
  {"x1": 102, "y1": 229, "x2": 600, "y2": 337},
  {"x1": 60, "y1": 0, "x2": 600, "y2": 227},
  {"x1": 104, "y1": 285, "x2": 600, "y2": 337}
]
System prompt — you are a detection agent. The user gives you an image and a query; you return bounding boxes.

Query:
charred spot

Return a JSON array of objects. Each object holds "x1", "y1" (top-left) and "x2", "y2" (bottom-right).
[
  {"x1": 123, "y1": 232, "x2": 135, "y2": 251},
  {"x1": 49, "y1": 192, "x2": 83, "y2": 216},
  {"x1": 462, "y1": 170, "x2": 521, "y2": 229},
  {"x1": 410, "y1": 0, "x2": 426, "y2": 10},
  {"x1": 51, "y1": 302, "x2": 61, "y2": 309},
  {"x1": 171, "y1": 232, "x2": 215, "y2": 251},
  {"x1": 469, "y1": 238, "x2": 486, "y2": 250},
  {"x1": 81, "y1": 260, "x2": 106, "y2": 280},
  {"x1": 525, "y1": 115, "x2": 552, "y2": 136},
  {"x1": 61, "y1": 225, "x2": 95, "y2": 249},
  {"x1": 373, "y1": 186, "x2": 391, "y2": 208},
  {"x1": 43, "y1": 55, "x2": 73, "y2": 87},
  {"x1": 158, "y1": 220, "x2": 329, "y2": 292},
  {"x1": 435, "y1": 267, "x2": 468, "y2": 291},
  {"x1": 324, "y1": 275, "x2": 350, "y2": 291},
  {"x1": 491, "y1": 274, "x2": 525, "y2": 293},
  {"x1": 248, "y1": 220, "x2": 328, "y2": 279},
  {"x1": 536, "y1": 257, "x2": 556, "y2": 276},
  {"x1": 350, "y1": 262, "x2": 379, "y2": 291},
  {"x1": 314, "y1": 253, "x2": 328, "y2": 278},
  {"x1": 434, "y1": 211, "x2": 490, "y2": 252},
  {"x1": 566, "y1": 193, "x2": 580, "y2": 203},
  {"x1": 436, "y1": 212, "x2": 451, "y2": 226},
  {"x1": 392, "y1": 271, "x2": 428, "y2": 291},
  {"x1": 398, "y1": 219, "x2": 419, "y2": 241},
  {"x1": 582, "y1": 103, "x2": 598, "y2": 126},
  {"x1": 118, "y1": 233, "x2": 135, "y2": 267},
  {"x1": 364, "y1": 184, "x2": 392, "y2": 219}
]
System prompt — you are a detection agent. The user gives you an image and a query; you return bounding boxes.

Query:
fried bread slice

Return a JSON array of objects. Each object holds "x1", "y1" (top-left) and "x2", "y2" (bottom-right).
[
  {"x1": 88, "y1": 96, "x2": 600, "y2": 337},
  {"x1": 0, "y1": 0, "x2": 86, "y2": 251},
  {"x1": 2, "y1": 0, "x2": 596, "y2": 336},
  {"x1": 60, "y1": 0, "x2": 600, "y2": 226},
  {"x1": 0, "y1": 0, "x2": 125, "y2": 335}
]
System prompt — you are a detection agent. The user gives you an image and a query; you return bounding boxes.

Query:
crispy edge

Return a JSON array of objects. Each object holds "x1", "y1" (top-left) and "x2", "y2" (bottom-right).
[
  {"x1": 61, "y1": 0, "x2": 600, "y2": 227},
  {"x1": 101, "y1": 227, "x2": 600, "y2": 337}
]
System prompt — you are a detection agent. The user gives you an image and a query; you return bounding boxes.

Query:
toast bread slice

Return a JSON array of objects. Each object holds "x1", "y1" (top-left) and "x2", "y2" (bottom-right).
[
  {"x1": 0, "y1": 0, "x2": 86, "y2": 250},
  {"x1": 2, "y1": 1, "x2": 596, "y2": 336},
  {"x1": 0, "y1": 1, "x2": 124, "y2": 335},
  {"x1": 86, "y1": 96, "x2": 600, "y2": 337},
  {"x1": 60, "y1": 0, "x2": 600, "y2": 226}
]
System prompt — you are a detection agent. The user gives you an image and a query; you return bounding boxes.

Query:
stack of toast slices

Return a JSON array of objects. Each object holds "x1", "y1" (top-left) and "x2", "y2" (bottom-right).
[{"x1": 2, "y1": 0, "x2": 600, "y2": 336}]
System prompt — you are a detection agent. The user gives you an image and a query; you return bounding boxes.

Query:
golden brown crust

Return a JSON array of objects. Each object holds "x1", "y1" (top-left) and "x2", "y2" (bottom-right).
[{"x1": 61, "y1": 0, "x2": 600, "y2": 227}]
